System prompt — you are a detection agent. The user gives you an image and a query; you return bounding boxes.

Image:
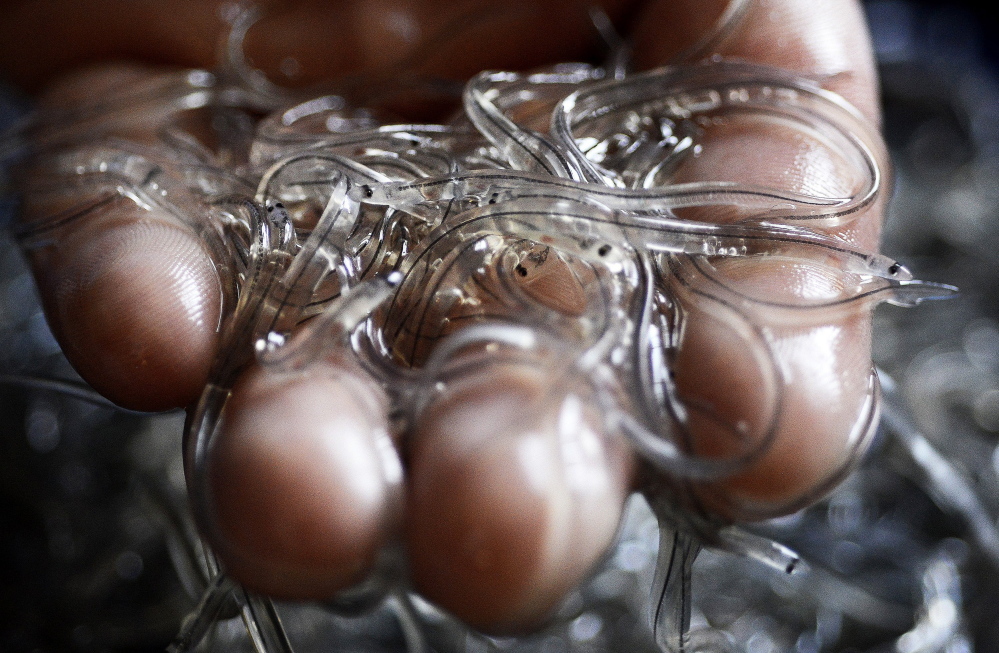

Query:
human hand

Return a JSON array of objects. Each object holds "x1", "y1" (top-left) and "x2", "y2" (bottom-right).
[{"x1": 6, "y1": 0, "x2": 886, "y2": 636}]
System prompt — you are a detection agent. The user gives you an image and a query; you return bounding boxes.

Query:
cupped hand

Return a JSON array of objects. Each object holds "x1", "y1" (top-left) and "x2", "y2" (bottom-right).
[{"x1": 5, "y1": 0, "x2": 885, "y2": 635}]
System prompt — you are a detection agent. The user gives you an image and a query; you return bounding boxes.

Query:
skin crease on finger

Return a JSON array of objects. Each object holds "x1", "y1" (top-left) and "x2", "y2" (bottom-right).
[{"x1": 4, "y1": 0, "x2": 888, "y2": 632}]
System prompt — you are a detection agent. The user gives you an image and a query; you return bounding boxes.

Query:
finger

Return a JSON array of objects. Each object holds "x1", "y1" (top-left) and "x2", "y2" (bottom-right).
[
  {"x1": 204, "y1": 345, "x2": 403, "y2": 599},
  {"x1": 627, "y1": 0, "x2": 885, "y2": 518},
  {"x1": 1, "y1": 0, "x2": 638, "y2": 92},
  {"x1": 405, "y1": 350, "x2": 634, "y2": 634},
  {"x1": 16, "y1": 65, "x2": 227, "y2": 411}
]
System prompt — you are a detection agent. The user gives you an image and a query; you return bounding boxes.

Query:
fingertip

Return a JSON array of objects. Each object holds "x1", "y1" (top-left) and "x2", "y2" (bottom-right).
[
  {"x1": 406, "y1": 358, "x2": 633, "y2": 634},
  {"x1": 206, "y1": 357, "x2": 402, "y2": 600},
  {"x1": 32, "y1": 206, "x2": 221, "y2": 411}
]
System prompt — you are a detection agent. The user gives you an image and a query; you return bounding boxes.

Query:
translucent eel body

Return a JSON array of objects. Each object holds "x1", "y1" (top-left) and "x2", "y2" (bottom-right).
[{"x1": 356, "y1": 171, "x2": 912, "y2": 280}]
